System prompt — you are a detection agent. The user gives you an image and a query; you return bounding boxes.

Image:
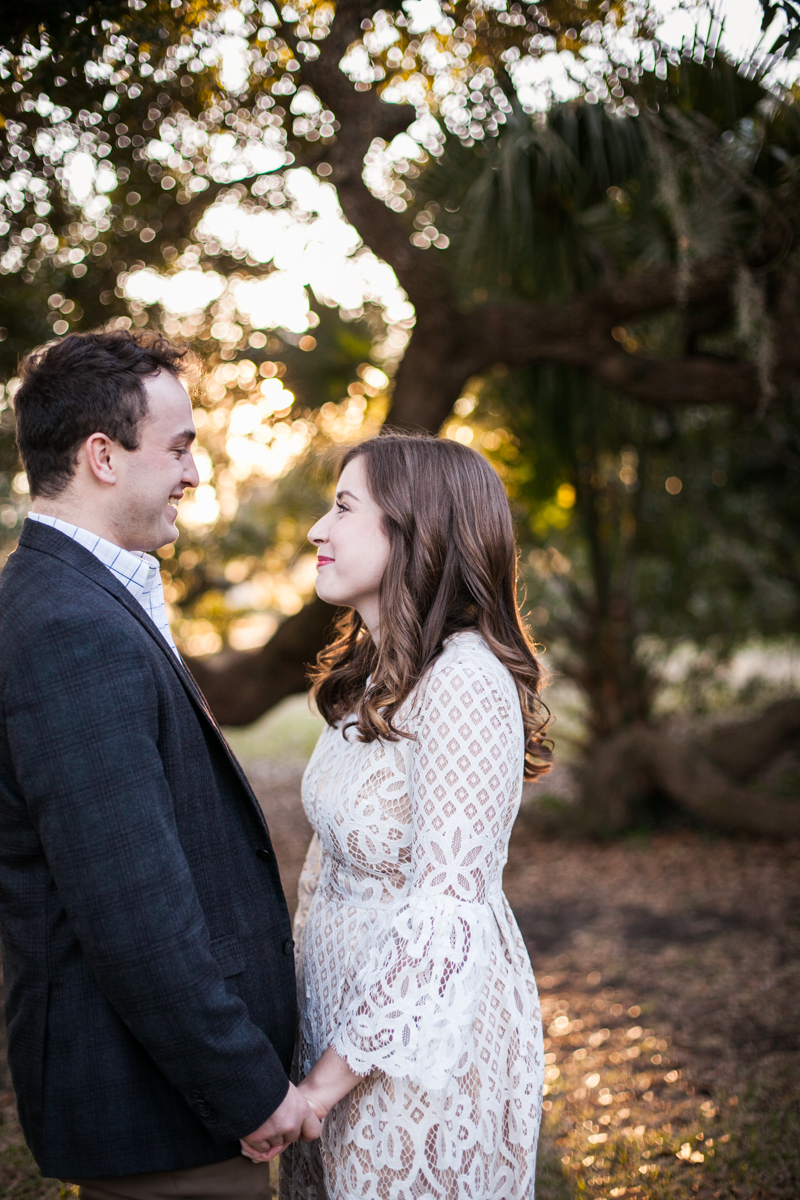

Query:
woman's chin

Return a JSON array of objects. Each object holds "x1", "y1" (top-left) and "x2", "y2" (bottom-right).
[
  {"x1": 315, "y1": 582, "x2": 357, "y2": 613},
  {"x1": 315, "y1": 579, "x2": 337, "y2": 604}
]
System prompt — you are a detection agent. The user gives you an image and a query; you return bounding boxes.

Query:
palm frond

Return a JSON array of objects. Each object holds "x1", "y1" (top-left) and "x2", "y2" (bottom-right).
[{"x1": 415, "y1": 38, "x2": 800, "y2": 307}]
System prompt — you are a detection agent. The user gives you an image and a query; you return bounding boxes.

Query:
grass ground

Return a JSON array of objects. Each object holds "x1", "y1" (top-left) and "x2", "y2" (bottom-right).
[{"x1": 1, "y1": 696, "x2": 798, "y2": 1199}]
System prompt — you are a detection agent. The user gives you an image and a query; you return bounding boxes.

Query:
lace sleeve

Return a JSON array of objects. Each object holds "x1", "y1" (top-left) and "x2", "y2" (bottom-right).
[
  {"x1": 294, "y1": 832, "x2": 322, "y2": 944},
  {"x1": 330, "y1": 655, "x2": 522, "y2": 1088}
]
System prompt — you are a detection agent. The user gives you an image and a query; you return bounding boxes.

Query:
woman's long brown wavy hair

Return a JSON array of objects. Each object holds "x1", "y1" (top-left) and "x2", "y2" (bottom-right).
[{"x1": 309, "y1": 434, "x2": 553, "y2": 780}]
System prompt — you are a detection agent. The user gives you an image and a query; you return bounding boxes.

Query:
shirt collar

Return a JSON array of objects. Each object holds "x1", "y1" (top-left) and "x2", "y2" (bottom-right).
[{"x1": 26, "y1": 513, "x2": 161, "y2": 601}]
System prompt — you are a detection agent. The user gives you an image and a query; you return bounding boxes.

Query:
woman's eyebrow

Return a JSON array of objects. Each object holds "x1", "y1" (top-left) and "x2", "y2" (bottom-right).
[{"x1": 335, "y1": 489, "x2": 359, "y2": 503}]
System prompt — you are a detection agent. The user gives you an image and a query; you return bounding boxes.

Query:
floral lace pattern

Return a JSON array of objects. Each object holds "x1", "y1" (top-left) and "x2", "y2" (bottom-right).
[{"x1": 279, "y1": 632, "x2": 543, "y2": 1200}]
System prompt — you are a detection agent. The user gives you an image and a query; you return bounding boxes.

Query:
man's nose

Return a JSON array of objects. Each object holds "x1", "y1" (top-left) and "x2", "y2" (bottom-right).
[{"x1": 184, "y1": 454, "x2": 201, "y2": 488}]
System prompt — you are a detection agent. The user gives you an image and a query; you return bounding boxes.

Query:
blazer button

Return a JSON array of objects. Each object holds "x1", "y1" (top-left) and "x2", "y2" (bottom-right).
[
  {"x1": 195, "y1": 1100, "x2": 215, "y2": 1119},
  {"x1": 256, "y1": 847, "x2": 271, "y2": 862},
  {"x1": 283, "y1": 938, "x2": 295, "y2": 956}
]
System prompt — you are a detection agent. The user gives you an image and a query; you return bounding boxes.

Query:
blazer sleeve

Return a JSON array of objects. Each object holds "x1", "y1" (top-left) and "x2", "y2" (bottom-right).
[{"x1": 4, "y1": 611, "x2": 289, "y2": 1140}]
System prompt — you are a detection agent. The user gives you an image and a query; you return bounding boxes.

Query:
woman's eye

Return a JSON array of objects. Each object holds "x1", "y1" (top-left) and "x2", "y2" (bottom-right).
[{"x1": 336, "y1": 502, "x2": 348, "y2": 513}]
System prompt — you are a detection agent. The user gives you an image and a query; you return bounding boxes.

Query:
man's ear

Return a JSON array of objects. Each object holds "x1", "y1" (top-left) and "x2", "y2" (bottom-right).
[{"x1": 82, "y1": 433, "x2": 118, "y2": 486}]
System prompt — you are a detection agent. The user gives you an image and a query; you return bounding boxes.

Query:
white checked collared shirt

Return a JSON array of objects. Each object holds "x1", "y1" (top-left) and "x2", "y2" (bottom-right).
[{"x1": 27, "y1": 513, "x2": 181, "y2": 658}]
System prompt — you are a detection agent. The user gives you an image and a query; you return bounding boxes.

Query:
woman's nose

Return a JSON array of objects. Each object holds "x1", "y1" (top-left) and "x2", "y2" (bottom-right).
[{"x1": 308, "y1": 515, "x2": 328, "y2": 545}]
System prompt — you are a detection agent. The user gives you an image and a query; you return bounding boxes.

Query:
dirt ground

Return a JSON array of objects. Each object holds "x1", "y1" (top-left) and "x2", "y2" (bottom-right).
[{"x1": 1, "y1": 760, "x2": 798, "y2": 1199}]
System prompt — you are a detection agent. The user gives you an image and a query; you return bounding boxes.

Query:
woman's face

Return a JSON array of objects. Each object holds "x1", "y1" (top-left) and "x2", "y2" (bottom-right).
[{"x1": 308, "y1": 455, "x2": 391, "y2": 640}]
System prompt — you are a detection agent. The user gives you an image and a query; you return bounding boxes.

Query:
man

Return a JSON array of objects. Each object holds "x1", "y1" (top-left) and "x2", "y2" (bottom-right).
[{"x1": 0, "y1": 329, "x2": 319, "y2": 1199}]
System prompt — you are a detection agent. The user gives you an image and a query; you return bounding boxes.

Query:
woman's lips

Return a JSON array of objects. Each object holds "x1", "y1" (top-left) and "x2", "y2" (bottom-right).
[{"x1": 316, "y1": 556, "x2": 334, "y2": 568}]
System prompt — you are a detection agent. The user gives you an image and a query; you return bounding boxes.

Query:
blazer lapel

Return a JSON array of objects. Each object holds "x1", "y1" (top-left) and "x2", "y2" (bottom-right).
[{"x1": 16, "y1": 523, "x2": 268, "y2": 827}]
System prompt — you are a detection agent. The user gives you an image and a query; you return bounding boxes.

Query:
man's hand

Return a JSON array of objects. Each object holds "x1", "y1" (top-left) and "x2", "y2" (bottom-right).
[{"x1": 240, "y1": 1082, "x2": 322, "y2": 1163}]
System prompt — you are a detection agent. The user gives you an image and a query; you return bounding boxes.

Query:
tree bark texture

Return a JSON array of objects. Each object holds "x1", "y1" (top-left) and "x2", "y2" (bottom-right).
[{"x1": 188, "y1": 597, "x2": 338, "y2": 726}]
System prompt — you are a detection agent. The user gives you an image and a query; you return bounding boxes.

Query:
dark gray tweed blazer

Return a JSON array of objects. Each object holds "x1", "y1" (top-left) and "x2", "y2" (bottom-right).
[{"x1": 0, "y1": 519, "x2": 297, "y2": 1180}]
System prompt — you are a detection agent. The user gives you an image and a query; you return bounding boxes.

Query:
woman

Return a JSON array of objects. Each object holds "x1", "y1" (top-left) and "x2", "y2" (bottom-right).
[{"x1": 278, "y1": 434, "x2": 551, "y2": 1199}]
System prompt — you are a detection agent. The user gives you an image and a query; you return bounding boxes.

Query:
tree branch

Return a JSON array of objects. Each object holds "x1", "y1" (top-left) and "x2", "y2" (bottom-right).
[
  {"x1": 187, "y1": 596, "x2": 338, "y2": 726},
  {"x1": 386, "y1": 257, "x2": 799, "y2": 430},
  {"x1": 297, "y1": 0, "x2": 457, "y2": 316}
]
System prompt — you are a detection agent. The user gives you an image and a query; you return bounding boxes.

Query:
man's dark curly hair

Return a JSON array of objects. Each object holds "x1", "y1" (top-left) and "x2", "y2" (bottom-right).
[{"x1": 14, "y1": 328, "x2": 192, "y2": 498}]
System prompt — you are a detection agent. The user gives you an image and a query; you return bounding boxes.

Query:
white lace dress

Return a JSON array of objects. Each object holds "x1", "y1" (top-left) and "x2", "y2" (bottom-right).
[{"x1": 279, "y1": 632, "x2": 543, "y2": 1200}]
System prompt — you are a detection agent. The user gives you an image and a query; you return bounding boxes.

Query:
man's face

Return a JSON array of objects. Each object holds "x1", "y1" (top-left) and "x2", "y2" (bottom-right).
[{"x1": 111, "y1": 371, "x2": 199, "y2": 552}]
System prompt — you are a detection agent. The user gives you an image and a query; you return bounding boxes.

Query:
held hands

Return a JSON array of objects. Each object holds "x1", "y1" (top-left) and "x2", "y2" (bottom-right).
[
  {"x1": 240, "y1": 1048, "x2": 363, "y2": 1163},
  {"x1": 240, "y1": 1082, "x2": 322, "y2": 1163}
]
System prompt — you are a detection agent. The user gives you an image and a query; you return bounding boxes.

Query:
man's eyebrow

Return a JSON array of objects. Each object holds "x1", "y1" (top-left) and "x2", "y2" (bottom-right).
[{"x1": 169, "y1": 429, "x2": 196, "y2": 446}]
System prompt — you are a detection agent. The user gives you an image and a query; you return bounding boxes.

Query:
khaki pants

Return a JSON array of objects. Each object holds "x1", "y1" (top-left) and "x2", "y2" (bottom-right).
[{"x1": 69, "y1": 1154, "x2": 272, "y2": 1199}]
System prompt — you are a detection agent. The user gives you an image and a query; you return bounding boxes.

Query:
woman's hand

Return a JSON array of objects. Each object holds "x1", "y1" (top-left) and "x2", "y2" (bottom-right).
[
  {"x1": 297, "y1": 1046, "x2": 364, "y2": 1121},
  {"x1": 298, "y1": 1085, "x2": 329, "y2": 1124}
]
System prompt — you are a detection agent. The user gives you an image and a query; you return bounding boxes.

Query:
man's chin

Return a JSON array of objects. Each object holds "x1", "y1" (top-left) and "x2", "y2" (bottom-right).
[{"x1": 150, "y1": 517, "x2": 178, "y2": 554}]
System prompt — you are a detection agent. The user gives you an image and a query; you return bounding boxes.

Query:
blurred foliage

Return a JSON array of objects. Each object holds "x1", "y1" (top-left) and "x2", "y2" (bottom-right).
[
  {"x1": 0, "y1": 0, "x2": 798, "y2": 735},
  {"x1": 759, "y1": 0, "x2": 800, "y2": 59},
  {"x1": 407, "y1": 45, "x2": 800, "y2": 740},
  {"x1": 415, "y1": 46, "x2": 799, "y2": 308},
  {"x1": 0, "y1": 0, "x2": 630, "y2": 655},
  {"x1": 461, "y1": 367, "x2": 800, "y2": 739}
]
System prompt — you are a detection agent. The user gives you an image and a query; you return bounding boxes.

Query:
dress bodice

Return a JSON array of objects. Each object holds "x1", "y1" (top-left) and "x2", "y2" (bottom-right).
[{"x1": 302, "y1": 630, "x2": 524, "y2": 914}]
